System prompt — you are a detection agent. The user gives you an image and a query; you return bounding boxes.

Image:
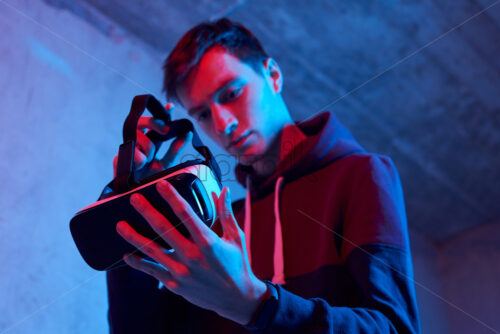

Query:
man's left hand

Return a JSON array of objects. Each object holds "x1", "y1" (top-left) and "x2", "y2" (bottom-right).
[{"x1": 116, "y1": 180, "x2": 267, "y2": 326}]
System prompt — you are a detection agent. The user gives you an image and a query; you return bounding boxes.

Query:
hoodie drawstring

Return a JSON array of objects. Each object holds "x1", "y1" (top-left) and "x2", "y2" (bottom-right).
[
  {"x1": 272, "y1": 176, "x2": 286, "y2": 284},
  {"x1": 244, "y1": 176, "x2": 253, "y2": 269},
  {"x1": 244, "y1": 175, "x2": 286, "y2": 285}
]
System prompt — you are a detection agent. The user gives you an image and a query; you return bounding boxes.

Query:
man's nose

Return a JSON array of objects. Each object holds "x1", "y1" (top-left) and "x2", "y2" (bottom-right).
[{"x1": 213, "y1": 106, "x2": 238, "y2": 135}]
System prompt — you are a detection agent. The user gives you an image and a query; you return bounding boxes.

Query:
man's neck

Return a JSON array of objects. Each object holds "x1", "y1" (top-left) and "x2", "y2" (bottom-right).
[{"x1": 251, "y1": 122, "x2": 307, "y2": 178}]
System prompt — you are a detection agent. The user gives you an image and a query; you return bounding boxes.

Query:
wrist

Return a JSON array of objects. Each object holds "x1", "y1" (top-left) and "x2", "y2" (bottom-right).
[
  {"x1": 241, "y1": 278, "x2": 269, "y2": 325},
  {"x1": 244, "y1": 280, "x2": 280, "y2": 330}
]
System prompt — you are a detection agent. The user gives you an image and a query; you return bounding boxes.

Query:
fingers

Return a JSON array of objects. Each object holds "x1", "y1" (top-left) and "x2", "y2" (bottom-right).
[
  {"x1": 138, "y1": 117, "x2": 169, "y2": 135},
  {"x1": 113, "y1": 106, "x2": 175, "y2": 177},
  {"x1": 156, "y1": 180, "x2": 217, "y2": 246},
  {"x1": 116, "y1": 220, "x2": 184, "y2": 273},
  {"x1": 133, "y1": 149, "x2": 148, "y2": 170},
  {"x1": 214, "y1": 187, "x2": 240, "y2": 239},
  {"x1": 129, "y1": 193, "x2": 190, "y2": 253},
  {"x1": 112, "y1": 133, "x2": 151, "y2": 176},
  {"x1": 136, "y1": 130, "x2": 155, "y2": 163},
  {"x1": 122, "y1": 253, "x2": 178, "y2": 289},
  {"x1": 113, "y1": 155, "x2": 118, "y2": 178},
  {"x1": 159, "y1": 132, "x2": 192, "y2": 169},
  {"x1": 137, "y1": 101, "x2": 175, "y2": 135},
  {"x1": 113, "y1": 149, "x2": 147, "y2": 177}
]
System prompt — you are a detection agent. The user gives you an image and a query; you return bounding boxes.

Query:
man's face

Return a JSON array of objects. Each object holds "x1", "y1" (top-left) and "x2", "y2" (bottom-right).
[{"x1": 176, "y1": 46, "x2": 283, "y2": 165}]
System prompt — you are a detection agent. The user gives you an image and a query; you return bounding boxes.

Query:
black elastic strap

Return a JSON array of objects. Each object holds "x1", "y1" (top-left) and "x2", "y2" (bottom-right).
[{"x1": 112, "y1": 95, "x2": 221, "y2": 193}]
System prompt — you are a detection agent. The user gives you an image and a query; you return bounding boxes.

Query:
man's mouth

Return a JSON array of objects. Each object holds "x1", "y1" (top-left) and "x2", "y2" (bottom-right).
[{"x1": 228, "y1": 131, "x2": 253, "y2": 149}]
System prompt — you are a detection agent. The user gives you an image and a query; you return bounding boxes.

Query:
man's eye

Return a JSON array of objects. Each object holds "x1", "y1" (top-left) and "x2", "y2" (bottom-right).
[
  {"x1": 222, "y1": 88, "x2": 242, "y2": 103},
  {"x1": 197, "y1": 110, "x2": 210, "y2": 122}
]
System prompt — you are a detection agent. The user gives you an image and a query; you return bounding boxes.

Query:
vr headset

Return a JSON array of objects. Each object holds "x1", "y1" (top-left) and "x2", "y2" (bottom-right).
[{"x1": 70, "y1": 95, "x2": 222, "y2": 271}]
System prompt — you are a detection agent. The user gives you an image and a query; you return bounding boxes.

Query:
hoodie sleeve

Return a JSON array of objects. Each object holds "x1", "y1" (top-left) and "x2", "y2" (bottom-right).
[
  {"x1": 106, "y1": 266, "x2": 162, "y2": 333},
  {"x1": 245, "y1": 155, "x2": 421, "y2": 333},
  {"x1": 106, "y1": 265, "x2": 191, "y2": 333}
]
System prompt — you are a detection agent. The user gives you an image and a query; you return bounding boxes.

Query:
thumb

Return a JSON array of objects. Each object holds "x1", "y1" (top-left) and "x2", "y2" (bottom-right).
[{"x1": 216, "y1": 187, "x2": 239, "y2": 238}]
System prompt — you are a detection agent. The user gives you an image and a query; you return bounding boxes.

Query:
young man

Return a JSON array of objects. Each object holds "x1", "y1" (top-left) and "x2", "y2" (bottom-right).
[{"x1": 106, "y1": 18, "x2": 421, "y2": 333}]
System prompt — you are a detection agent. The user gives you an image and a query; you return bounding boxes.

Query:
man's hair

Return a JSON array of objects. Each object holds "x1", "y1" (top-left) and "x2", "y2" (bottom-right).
[{"x1": 162, "y1": 18, "x2": 269, "y2": 104}]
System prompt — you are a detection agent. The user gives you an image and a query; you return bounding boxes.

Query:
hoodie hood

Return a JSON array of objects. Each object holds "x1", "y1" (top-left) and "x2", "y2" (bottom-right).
[
  {"x1": 236, "y1": 111, "x2": 365, "y2": 285},
  {"x1": 235, "y1": 111, "x2": 365, "y2": 197}
]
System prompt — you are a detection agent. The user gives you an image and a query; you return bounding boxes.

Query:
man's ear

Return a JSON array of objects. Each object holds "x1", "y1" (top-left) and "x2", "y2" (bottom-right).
[{"x1": 263, "y1": 58, "x2": 283, "y2": 94}]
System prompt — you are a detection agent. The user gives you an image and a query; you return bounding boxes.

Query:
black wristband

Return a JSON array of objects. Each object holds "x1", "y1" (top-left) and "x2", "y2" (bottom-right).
[{"x1": 244, "y1": 280, "x2": 280, "y2": 331}]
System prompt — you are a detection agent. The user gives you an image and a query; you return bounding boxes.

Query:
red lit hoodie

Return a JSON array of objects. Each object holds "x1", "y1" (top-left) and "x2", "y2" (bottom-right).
[{"x1": 106, "y1": 111, "x2": 421, "y2": 333}]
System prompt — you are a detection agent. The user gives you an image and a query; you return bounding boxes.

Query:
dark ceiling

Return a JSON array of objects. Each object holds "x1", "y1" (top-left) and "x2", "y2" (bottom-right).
[{"x1": 47, "y1": 0, "x2": 500, "y2": 243}]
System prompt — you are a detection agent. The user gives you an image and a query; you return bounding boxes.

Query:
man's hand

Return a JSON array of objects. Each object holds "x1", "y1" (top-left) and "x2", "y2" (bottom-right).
[
  {"x1": 115, "y1": 181, "x2": 268, "y2": 326},
  {"x1": 112, "y1": 103, "x2": 192, "y2": 180}
]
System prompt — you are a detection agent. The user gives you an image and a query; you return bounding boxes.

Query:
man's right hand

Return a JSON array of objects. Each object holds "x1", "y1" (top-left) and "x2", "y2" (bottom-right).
[{"x1": 112, "y1": 103, "x2": 192, "y2": 180}]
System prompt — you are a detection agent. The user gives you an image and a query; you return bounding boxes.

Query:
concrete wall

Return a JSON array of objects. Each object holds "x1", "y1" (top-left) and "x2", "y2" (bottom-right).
[
  {"x1": 409, "y1": 221, "x2": 500, "y2": 334},
  {"x1": 0, "y1": 1, "x2": 498, "y2": 333},
  {"x1": 0, "y1": 1, "x2": 164, "y2": 333},
  {"x1": 408, "y1": 222, "x2": 500, "y2": 334},
  {"x1": 409, "y1": 230, "x2": 451, "y2": 334},
  {"x1": 438, "y1": 222, "x2": 500, "y2": 334},
  {"x1": 0, "y1": 1, "x2": 243, "y2": 333}
]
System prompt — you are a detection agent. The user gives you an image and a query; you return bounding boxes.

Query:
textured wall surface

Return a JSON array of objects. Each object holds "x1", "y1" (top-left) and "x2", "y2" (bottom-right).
[
  {"x1": 409, "y1": 231, "x2": 451, "y2": 334},
  {"x1": 0, "y1": 1, "x2": 158, "y2": 332},
  {"x1": 438, "y1": 222, "x2": 500, "y2": 334},
  {"x1": 410, "y1": 222, "x2": 500, "y2": 334},
  {"x1": 76, "y1": 0, "x2": 500, "y2": 242},
  {"x1": 0, "y1": 1, "x2": 245, "y2": 332},
  {"x1": 1, "y1": 0, "x2": 499, "y2": 333}
]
